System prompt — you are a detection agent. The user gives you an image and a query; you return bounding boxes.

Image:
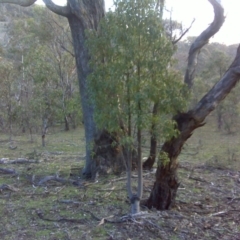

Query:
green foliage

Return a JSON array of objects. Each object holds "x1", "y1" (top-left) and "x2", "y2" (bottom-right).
[
  {"x1": 189, "y1": 45, "x2": 240, "y2": 133},
  {"x1": 0, "y1": 58, "x2": 19, "y2": 135},
  {"x1": 158, "y1": 150, "x2": 170, "y2": 167},
  {"x1": 87, "y1": 0, "x2": 187, "y2": 146},
  {"x1": 0, "y1": 5, "x2": 81, "y2": 135}
]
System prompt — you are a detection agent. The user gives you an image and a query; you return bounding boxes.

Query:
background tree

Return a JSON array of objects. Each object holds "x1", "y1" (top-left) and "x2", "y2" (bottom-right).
[
  {"x1": 0, "y1": 4, "x2": 81, "y2": 142},
  {"x1": 0, "y1": 0, "x2": 239, "y2": 211},
  {"x1": 0, "y1": 58, "x2": 18, "y2": 141},
  {"x1": 144, "y1": 0, "x2": 240, "y2": 210},
  {"x1": 0, "y1": 0, "x2": 105, "y2": 178}
]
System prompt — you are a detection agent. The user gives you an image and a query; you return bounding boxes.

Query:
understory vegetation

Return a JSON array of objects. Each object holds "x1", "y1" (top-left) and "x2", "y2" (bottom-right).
[
  {"x1": 0, "y1": 1, "x2": 240, "y2": 239},
  {"x1": 0, "y1": 122, "x2": 239, "y2": 239}
]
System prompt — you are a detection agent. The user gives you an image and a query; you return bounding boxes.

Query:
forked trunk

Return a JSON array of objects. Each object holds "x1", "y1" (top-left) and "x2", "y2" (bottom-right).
[
  {"x1": 145, "y1": 112, "x2": 204, "y2": 209},
  {"x1": 146, "y1": 43, "x2": 240, "y2": 209},
  {"x1": 146, "y1": 0, "x2": 229, "y2": 210}
]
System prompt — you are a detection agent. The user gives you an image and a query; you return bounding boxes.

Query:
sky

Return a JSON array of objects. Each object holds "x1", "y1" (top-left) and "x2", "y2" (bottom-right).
[{"x1": 37, "y1": 0, "x2": 240, "y2": 46}]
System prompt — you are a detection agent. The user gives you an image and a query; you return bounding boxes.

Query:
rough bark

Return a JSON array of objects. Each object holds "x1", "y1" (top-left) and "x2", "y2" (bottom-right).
[
  {"x1": 143, "y1": 102, "x2": 158, "y2": 170},
  {"x1": 145, "y1": 112, "x2": 204, "y2": 209},
  {"x1": 66, "y1": 0, "x2": 105, "y2": 178},
  {"x1": 91, "y1": 130, "x2": 125, "y2": 178},
  {"x1": 0, "y1": 0, "x2": 126, "y2": 179},
  {"x1": 145, "y1": 0, "x2": 240, "y2": 210},
  {"x1": 184, "y1": 0, "x2": 225, "y2": 88}
]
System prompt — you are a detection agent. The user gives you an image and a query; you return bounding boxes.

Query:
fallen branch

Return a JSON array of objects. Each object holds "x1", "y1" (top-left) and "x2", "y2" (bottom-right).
[
  {"x1": 0, "y1": 184, "x2": 19, "y2": 192},
  {"x1": 189, "y1": 176, "x2": 209, "y2": 183},
  {"x1": 0, "y1": 167, "x2": 17, "y2": 175},
  {"x1": 36, "y1": 209, "x2": 87, "y2": 224},
  {"x1": 36, "y1": 175, "x2": 81, "y2": 186},
  {"x1": 58, "y1": 199, "x2": 82, "y2": 205},
  {"x1": 209, "y1": 210, "x2": 227, "y2": 217},
  {"x1": 0, "y1": 158, "x2": 38, "y2": 164}
]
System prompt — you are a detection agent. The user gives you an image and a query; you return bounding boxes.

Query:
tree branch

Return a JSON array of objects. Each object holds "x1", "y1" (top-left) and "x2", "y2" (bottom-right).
[
  {"x1": 0, "y1": 167, "x2": 17, "y2": 174},
  {"x1": 192, "y1": 45, "x2": 240, "y2": 122},
  {"x1": 184, "y1": 0, "x2": 225, "y2": 88},
  {"x1": 42, "y1": 0, "x2": 71, "y2": 17},
  {"x1": 0, "y1": 0, "x2": 71, "y2": 17},
  {"x1": 172, "y1": 19, "x2": 195, "y2": 45},
  {"x1": 0, "y1": 0, "x2": 36, "y2": 7}
]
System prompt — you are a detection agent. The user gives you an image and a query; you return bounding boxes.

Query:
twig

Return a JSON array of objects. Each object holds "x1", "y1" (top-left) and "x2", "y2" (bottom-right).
[
  {"x1": 172, "y1": 19, "x2": 195, "y2": 44},
  {"x1": 209, "y1": 210, "x2": 227, "y2": 217},
  {"x1": 189, "y1": 176, "x2": 209, "y2": 183},
  {"x1": 227, "y1": 197, "x2": 240, "y2": 204},
  {"x1": 76, "y1": 208, "x2": 123, "y2": 224},
  {"x1": 58, "y1": 199, "x2": 82, "y2": 205}
]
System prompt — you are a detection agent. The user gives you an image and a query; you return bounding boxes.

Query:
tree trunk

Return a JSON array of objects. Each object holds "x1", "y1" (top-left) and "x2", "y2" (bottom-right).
[
  {"x1": 216, "y1": 106, "x2": 223, "y2": 130},
  {"x1": 130, "y1": 195, "x2": 140, "y2": 214},
  {"x1": 41, "y1": 118, "x2": 48, "y2": 147},
  {"x1": 146, "y1": 45, "x2": 240, "y2": 209},
  {"x1": 0, "y1": 1, "x2": 126, "y2": 178},
  {"x1": 64, "y1": 116, "x2": 70, "y2": 131},
  {"x1": 67, "y1": 0, "x2": 105, "y2": 178},
  {"x1": 143, "y1": 102, "x2": 158, "y2": 170},
  {"x1": 145, "y1": 0, "x2": 229, "y2": 210},
  {"x1": 145, "y1": 112, "x2": 203, "y2": 209}
]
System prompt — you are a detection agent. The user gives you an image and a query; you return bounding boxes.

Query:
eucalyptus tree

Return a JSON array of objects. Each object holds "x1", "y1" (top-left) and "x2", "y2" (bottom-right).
[
  {"x1": 0, "y1": 0, "x2": 105, "y2": 178},
  {"x1": 0, "y1": 0, "x2": 240, "y2": 210},
  {"x1": 0, "y1": 58, "x2": 18, "y2": 140},
  {"x1": 87, "y1": 0, "x2": 187, "y2": 213},
  {"x1": 205, "y1": 50, "x2": 240, "y2": 133},
  {"x1": 26, "y1": 7, "x2": 81, "y2": 132},
  {"x1": 5, "y1": 5, "x2": 79, "y2": 142},
  {"x1": 144, "y1": 0, "x2": 240, "y2": 210}
]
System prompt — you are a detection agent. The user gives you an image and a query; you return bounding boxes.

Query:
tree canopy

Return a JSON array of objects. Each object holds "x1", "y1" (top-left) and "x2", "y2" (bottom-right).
[{"x1": 86, "y1": 0, "x2": 188, "y2": 213}]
